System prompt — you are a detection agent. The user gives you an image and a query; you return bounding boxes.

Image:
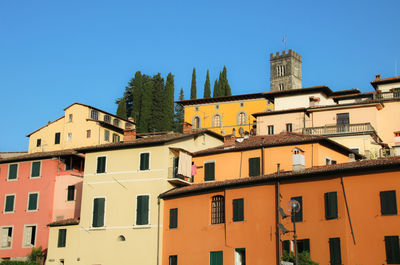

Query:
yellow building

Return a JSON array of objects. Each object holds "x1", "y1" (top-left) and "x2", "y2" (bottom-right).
[
  {"x1": 27, "y1": 103, "x2": 135, "y2": 153},
  {"x1": 177, "y1": 93, "x2": 274, "y2": 137},
  {"x1": 45, "y1": 130, "x2": 223, "y2": 265}
]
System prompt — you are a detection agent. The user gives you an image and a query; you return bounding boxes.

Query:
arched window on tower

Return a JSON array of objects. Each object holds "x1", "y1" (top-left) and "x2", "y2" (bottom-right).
[{"x1": 277, "y1": 65, "x2": 285, "y2": 77}]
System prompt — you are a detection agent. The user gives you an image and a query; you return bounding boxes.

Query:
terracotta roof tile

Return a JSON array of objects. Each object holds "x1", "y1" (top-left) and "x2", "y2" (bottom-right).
[
  {"x1": 0, "y1": 149, "x2": 81, "y2": 164},
  {"x1": 48, "y1": 218, "x2": 80, "y2": 227}
]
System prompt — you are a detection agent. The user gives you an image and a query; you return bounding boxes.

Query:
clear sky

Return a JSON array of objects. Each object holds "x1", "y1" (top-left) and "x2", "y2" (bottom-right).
[{"x1": 1, "y1": 0, "x2": 399, "y2": 152}]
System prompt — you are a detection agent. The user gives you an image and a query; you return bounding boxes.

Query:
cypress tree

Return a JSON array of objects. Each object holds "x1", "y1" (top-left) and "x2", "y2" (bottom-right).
[
  {"x1": 149, "y1": 73, "x2": 165, "y2": 132},
  {"x1": 130, "y1": 71, "x2": 143, "y2": 125},
  {"x1": 163, "y1": 73, "x2": 175, "y2": 131},
  {"x1": 213, "y1": 79, "x2": 219, "y2": 97},
  {"x1": 173, "y1": 88, "x2": 185, "y2": 132},
  {"x1": 221, "y1": 66, "x2": 231, "y2": 96},
  {"x1": 190, "y1": 67, "x2": 197, "y2": 99},
  {"x1": 116, "y1": 98, "x2": 127, "y2": 119},
  {"x1": 204, "y1": 70, "x2": 211, "y2": 98},
  {"x1": 139, "y1": 78, "x2": 153, "y2": 133}
]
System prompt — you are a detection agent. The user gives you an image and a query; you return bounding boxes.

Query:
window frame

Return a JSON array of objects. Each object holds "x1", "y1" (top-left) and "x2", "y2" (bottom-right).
[
  {"x1": 104, "y1": 115, "x2": 111, "y2": 124},
  {"x1": 234, "y1": 248, "x2": 246, "y2": 265},
  {"x1": 380, "y1": 190, "x2": 398, "y2": 216},
  {"x1": 57, "y1": 229, "x2": 67, "y2": 248},
  {"x1": 55, "y1": 132, "x2": 61, "y2": 145},
  {"x1": 213, "y1": 114, "x2": 222, "y2": 128},
  {"x1": 204, "y1": 161, "x2": 216, "y2": 182},
  {"x1": 7, "y1": 163, "x2": 18, "y2": 181},
  {"x1": 4, "y1": 194, "x2": 16, "y2": 213},
  {"x1": 90, "y1": 109, "x2": 99, "y2": 120},
  {"x1": 30, "y1": 161, "x2": 41, "y2": 179},
  {"x1": 211, "y1": 195, "x2": 225, "y2": 225},
  {"x1": 329, "y1": 237, "x2": 342, "y2": 265},
  {"x1": 96, "y1": 156, "x2": 107, "y2": 174},
  {"x1": 139, "y1": 152, "x2": 151, "y2": 171},
  {"x1": 237, "y1": 112, "x2": 246, "y2": 125},
  {"x1": 104, "y1": 130, "x2": 110, "y2": 142},
  {"x1": 67, "y1": 185, "x2": 75, "y2": 201},
  {"x1": 210, "y1": 251, "x2": 223, "y2": 265},
  {"x1": 113, "y1": 119, "x2": 120, "y2": 127},
  {"x1": 248, "y1": 157, "x2": 260, "y2": 177},
  {"x1": 87, "y1": 130, "x2": 91, "y2": 138},
  {"x1": 36, "y1": 139, "x2": 41, "y2": 147},
  {"x1": 169, "y1": 255, "x2": 178, "y2": 265},
  {"x1": 135, "y1": 194, "x2": 150, "y2": 227},
  {"x1": 286, "y1": 123, "x2": 293, "y2": 132},
  {"x1": 325, "y1": 191, "x2": 338, "y2": 220},
  {"x1": 91, "y1": 197, "x2": 106, "y2": 228},
  {"x1": 267, "y1": 125, "x2": 274, "y2": 135},
  {"x1": 0, "y1": 226, "x2": 14, "y2": 249},
  {"x1": 27, "y1": 192, "x2": 39, "y2": 212},
  {"x1": 67, "y1": 132, "x2": 72, "y2": 142},
  {"x1": 232, "y1": 198, "x2": 244, "y2": 222},
  {"x1": 385, "y1": 235, "x2": 400, "y2": 264},
  {"x1": 22, "y1": 224, "x2": 37, "y2": 248},
  {"x1": 169, "y1": 208, "x2": 178, "y2": 229},
  {"x1": 193, "y1": 115, "x2": 201, "y2": 129}
]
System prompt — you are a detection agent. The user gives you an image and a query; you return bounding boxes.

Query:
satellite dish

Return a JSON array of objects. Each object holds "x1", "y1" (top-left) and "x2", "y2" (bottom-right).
[{"x1": 287, "y1": 199, "x2": 301, "y2": 213}]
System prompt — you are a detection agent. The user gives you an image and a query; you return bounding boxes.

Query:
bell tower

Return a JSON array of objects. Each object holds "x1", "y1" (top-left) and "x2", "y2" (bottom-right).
[{"x1": 270, "y1": 49, "x2": 302, "y2": 91}]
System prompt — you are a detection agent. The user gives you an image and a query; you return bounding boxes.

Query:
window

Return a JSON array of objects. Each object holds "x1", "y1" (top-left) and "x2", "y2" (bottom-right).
[
  {"x1": 113, "y1": 119, "x2": 120, "y2": 127},
  {"x1": 291, "y1": 196, "x2": 303, "y2": 222},
  {"x1": 4, "y1": 195, "x2": 15, "y2": 213},
  {"x1": 67, "y1": 186, "x2": 75, "y2": 201},
  {"x1": 297, "y1": 239, "x2": 310, "y2": 253},
  {"x1": 97, "y1": 156, "x2": 106, "y2": 173},
  {"x1": 325, "y1": 192, "x2": 338, "y2": 220},
  {"x1": 27, "y1": 193, "x2": 39, "y2": 211},
  {"x1": 140, "y1": 153, "x2": 150, "y2": 171},
  {"x1": 325, "y1": 157, "x2": 337, "y2": 165},
  {"x1": 57, "y1": 229, "x2": 66, "y2": 248},
  {"x1": 55, "y1": 132, "x2": 61, "y2": 144},
  {"x1": 350, "y1": 147, "x2": 360, "y2": 154},
  {"x1": 195, "y1": 106, "x2": 199, "y2": 112},
  {"x1": 92, "y1": 198, "x2": 105, "y2": 227},
  {"x1": 213, "y1": 115, "x2": 221, "y2": 128},
  {"x1": 104, "y1": 115, "x2": 111, "y2": 124},
  {"x1": 277, "y1": 65, "x2": 285, "y2": 77},
  {"x1": 112, "y1": 133, "x2": 120, "y2": 143},
  {"x1": 267, "y1": 125, "x2": 274, "y2": 135},
  {"x1": 232, "y1": 198, "x2": 244, "y2": 222},
  {"x1": 211, "y1": 195, "x2": 225, "y2": 224},
  {"x1": 169, "y1": 208, "x2": 178, "y2": 229},
  {"x1": 23, "y1": 225, "x2": 37, "y2": 247},
  {"x1": 36, "y1": 139, "x2": 41, "y2": 147},
  {"x1": 169, "y1": 255, "x2": 178, "y2": 265},
  {"x1": 87, "y1": 130, "x2": 91, "y2": 138},
  {"x1": 248, "y1": 157, "x2": 260, "y2": 177},
  {"x1": 136, "y1": 195, "x2": 149, "y2": 225},
  {"x1": 0, "y1": 227, "x2": 13, "y2": 248},
  {"x1": 104, "y1": 130, "x2": 110, "y2": 142},
  {"x1": 286, "y1": 123, "x2": 292, "y2": 132},
  {"x1": 380, "y1": 190, "x2": 397, "y2": 215},
  {"x1": 240, "y1": 102, "x2": 244, "y2": 107},
  {"x1": 67, "y1": 133, "x2": 72, "y2": 142},
  {"x1": 8, "y1": 164, "x2": 18, "y2": 180},
  {"x1": 91, "y1": 110, "x2": 99, "y2": 120},
  {"x1": 385, "y1": 236, "x2": 400, "y2": 264},
  {"x1": 215, "y1": 104, "x2": 219, "y2": 110},
  {"x1": 210, "y1": 251, "x2": 223, "y2": 265},
  {"x1": 193, "y1": 116, "x2": 201, "y2": 129},
  {"x1": 279, "y1": 83, "x2": 284, "y2": 90},
  {"x1": 204, "y1": 162, "x2": 215, "y2": 181},
  {"x1": 68, "y1": 114, "x2": 73, "y2": 122},
  {"x1": 329, "y1": 237, "x2": 342, "y2": 265},
  {"x1": 31, "y1": 161, "x2": 41, "y2": 178},
  {"x1": 238, "y1": 112, "x2": 246, "y2": 125},
  {"x1": 282, "y1": 240, "x2": 290, "y2": 253},
  {"x1": 235, "y1": 248, "x2": 245, "y2": 265}
]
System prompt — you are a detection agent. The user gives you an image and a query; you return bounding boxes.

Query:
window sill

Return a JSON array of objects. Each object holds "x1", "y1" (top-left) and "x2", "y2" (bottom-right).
[
  {"x1": 27, "y1": 209, "x2": 38, "y2": 212},
  {"x1": 133, "y1": 225, "x2": 151, "y2": 229},
  {"x1": 6, "y1": 179, "x2": 18, "y2": 182},
  {"x1": 3, "y1": 211, "x2": 15, "y2": 214},
  {"x1": 381, "y1": 213, "x2": 398, "y2": 216},
  {"x1": 30, "y1": 176, "x2": 41, "y2": 179},
  {"x1": 89, "y1": 227, "x2": 106, "y2": 231}
]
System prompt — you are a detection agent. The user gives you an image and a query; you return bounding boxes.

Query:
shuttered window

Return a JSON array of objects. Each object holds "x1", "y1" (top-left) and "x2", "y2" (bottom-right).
[
  {"x1": 96, "y1": 157, "x2": 106, "y2": 173},
  {"x1": 4, "y1": 195, "x2": 15, "y2": 212},
  {"x1": 31, "y1": 162, "x2": 41, "y2": 178},
  {"x1": 28, "y1": 193, "x2": 38, "y2": 211},
  {"x1": 169, "y1": 255, "x2": 177, "y2": 265},
  {"x1": 205, "y1": 162, "x2": 215, "y2": 181},
  {"x1": 57, "y1": 229, "x2": 66, "y2": 248},
  {"x1": 329, "y1": 237, "x2": 342, "y2": 265},
  {"x1": 232, "y1": 198, "x2": 244, "y2": 222},
  {"x1": 67, "y1": 186, "x2": 75, "y2": 201},
  {"x1": 282, "y1": 240, "x2": 290, "y2": 253},
  {"x1": 140, "y1": 153, "x2": 150, "y2": 170},
  {"x1": 211, "y1": 196, "x2": 225, "y2": 224},
  {"x1": 92, "y1": 198, "x2": 105, "y2": 227},
  {"x1": 169, "y1": 208, "x2": 178, "y2": 229},
  {"x1": 385, "y1": 236, "x2": 400, "y2": 264},
  {"x1": 210, "y1": 251, "x2": 223, "y2": 265},
  {"x1": 380, "y1": 190, "x2": 397, "y2": 215},
  {"x1": 8, "y1": 164, "x2": 18, "y2": 180},
  {"x1": 55, "y1": 132, "x2": 61, "y2": 144},
  {"x1": 23, "y1": 225, "x2": 36, "y2": 247},
  {"x1": 291, "y1": 196, "x2": 303, "y2": 222},
  {"x1": 248, "y1": 157, "x2": 260, "y2": 177},
  {"x1": 136, "y1": 195, "x2": 149, "y2": 225},
  {"x1": 297, "y1": 239, "x2": 310, "y2": 253},
  {"x1": 325, "y1": 192, "x2": 338, "y2": 220}
]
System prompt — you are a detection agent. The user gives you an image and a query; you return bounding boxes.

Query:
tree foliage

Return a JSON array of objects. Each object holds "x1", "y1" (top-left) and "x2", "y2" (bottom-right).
[
  {"x1": 282, "y1": 251, "x2": 319, "y2": 265},
  {"x1": 163, "y1": 73, "x2": 175, "y2": 131},
  {"x1": 116, "y1": 97, "x2": 127, "y2": 119},
  {"x1": 173, "y1": 88, "x2": 185, "y2": 132},
  {"x1": 190, "y1": 67, "x2": 196, "y2": 99},
  {"x1": 204, "y1": 69, "x2": 211, "y2": 98}
]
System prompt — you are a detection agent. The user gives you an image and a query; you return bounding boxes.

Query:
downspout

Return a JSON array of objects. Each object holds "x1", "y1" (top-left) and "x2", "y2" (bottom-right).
[
  {"x1": 157, "y1": 196, "x2": 161, "y2": 265},
  {"x1": 261, "y1": 138, "x2": 265, "y2": 175},
  {"x1": 340, "y1": 177, "x2": 356, "y2": 245},
  {"x1": 275, "y1": 164, "x2": 281, "y2": 265}
]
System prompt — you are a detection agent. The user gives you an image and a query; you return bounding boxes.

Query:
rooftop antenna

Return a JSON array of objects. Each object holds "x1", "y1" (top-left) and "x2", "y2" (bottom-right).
[{"x1": 283, "y1": 35, "x2": 287, "y2": 51}]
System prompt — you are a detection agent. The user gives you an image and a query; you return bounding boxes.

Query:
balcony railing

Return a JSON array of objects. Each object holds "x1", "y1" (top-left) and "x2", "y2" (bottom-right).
[
  {"x1": 167, "y1": 166, "x2": 192, "y2": 186},
  {"x1": 373, "y1": 90, "x2": 400, "y2": 101},
  {"x1": 303, "y1": 123, "x2": 376, "y2": 136}
]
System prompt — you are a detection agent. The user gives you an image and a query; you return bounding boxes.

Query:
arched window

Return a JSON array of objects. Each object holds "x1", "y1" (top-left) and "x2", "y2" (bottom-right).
[
  {"x1": 113, "y1": 119, "x2": 120, "y2": 127},
  {"x1": 104, "y1": 115, "x2": 111, "y2": 124},
  {"x1": 213, "y1": 114, "x2": 221, "y2": 128},
  {"x1": 211, "y1": 195, "x2": 225, "y2": 224},
  {"x1": 237, "y1": 112, "x2": 246, "y2": 125},
  {"x1": 193, "y1": 116, "x2": 201, "y2": 129},
  {"x1": 90, "y1": 110, "x2": 99, "y2": 120},
  {"x1": 277, "y1": 65, "x2": 285, "y2": 77}
]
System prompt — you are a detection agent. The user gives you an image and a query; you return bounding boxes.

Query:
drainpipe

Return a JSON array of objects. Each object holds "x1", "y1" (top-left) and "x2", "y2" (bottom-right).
[
  {"x1": 157, "y1": 196, "x2": 161, "y2": 265},
  {"x1": 261, "y1": 138, "x2": 265, "y2": 175},
  {"x1": 340, "y1": 177, "x2": 356, "y2": 245},
  {"x1": 275, "y1": 164, "x2": 281, "y2": 265}
]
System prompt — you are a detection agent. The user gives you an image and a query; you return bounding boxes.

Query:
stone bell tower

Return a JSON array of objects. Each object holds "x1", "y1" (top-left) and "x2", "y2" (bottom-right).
[{"x1": 270, "y1": 49, "x2": 302, "y2": 91}]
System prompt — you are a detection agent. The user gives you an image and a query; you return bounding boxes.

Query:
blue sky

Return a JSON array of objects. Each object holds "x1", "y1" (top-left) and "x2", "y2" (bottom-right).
[{"x1": 1, "y1": 0, "x2": 399, "y2": 151}]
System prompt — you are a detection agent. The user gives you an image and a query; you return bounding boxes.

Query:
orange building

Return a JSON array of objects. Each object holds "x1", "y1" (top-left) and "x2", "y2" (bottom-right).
[{"x1": 161, "y1": 157, "x2": 400, "y2": 265}]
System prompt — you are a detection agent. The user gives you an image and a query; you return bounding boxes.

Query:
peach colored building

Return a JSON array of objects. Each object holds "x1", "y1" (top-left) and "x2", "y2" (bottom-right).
[
  {"x1": 161, "y1": 157, "x2": 400, "y2": 265},
  {"x1": 0, "y1": 150, "x2": 83, "y2": 261}
]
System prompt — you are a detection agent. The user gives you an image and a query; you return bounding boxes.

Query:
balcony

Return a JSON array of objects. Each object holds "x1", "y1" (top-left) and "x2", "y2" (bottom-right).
[
  {"x1": 167, "y1": 166, "x2": 192, "y2": 187},
  {"x1": 373, "y1": 90, "x2": 400, "y2": 101},
  {"x1": 303, "y1": 123, "x2": 378, "y2": 137}
]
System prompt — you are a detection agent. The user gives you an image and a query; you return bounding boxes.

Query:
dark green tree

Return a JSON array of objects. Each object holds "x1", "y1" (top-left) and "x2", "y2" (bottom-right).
[
  {"x1": 130, "y1": 71, "x2": 143, "y2": 124},
  {"x1": 149, "y1": 73, "x2": 165, "y2": 132},
  {"x1": 204, "y1": 69, "x2": 211, "y2": 98},
  {"x1": 139, "y1": 78, "x2": 153, "y2": 133},
  {"x1": 173, "y1": 88, "x2": 185, "y2": 132},
  {"x1": 163, "y1": 73, "x2": 175, "y2": 131},
  {"x1": 116, "y1": 97, "x2": 127, "y2": 119},
  {"x1": 221, "y1": 66, "x2": 232, "y2": 96},
  {"x1": 190, "y1": 67, "x2": 197, "y2": 99}
]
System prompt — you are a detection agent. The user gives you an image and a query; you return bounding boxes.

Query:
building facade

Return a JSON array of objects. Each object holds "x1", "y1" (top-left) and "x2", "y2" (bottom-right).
[{"x1": 270, "y1": 49, "x2": 302, "y2": 92}]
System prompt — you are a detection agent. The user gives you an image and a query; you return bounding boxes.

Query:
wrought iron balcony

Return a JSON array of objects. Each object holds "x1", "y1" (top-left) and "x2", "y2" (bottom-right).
[
  {"x1": 303, "y1": 123, "x2": 377, "y2": 136},
  {"x1": 373, "y1": 90, "x2": 400, "y2": 101}
]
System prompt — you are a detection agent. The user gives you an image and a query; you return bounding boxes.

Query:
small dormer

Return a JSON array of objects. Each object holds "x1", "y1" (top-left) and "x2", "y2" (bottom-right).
[{"x1": 292, "y1": 147, "x2": 305, "y2": 172}]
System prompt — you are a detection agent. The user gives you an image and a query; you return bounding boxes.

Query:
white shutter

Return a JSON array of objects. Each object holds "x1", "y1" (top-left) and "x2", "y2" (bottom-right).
[
  {"x1": 177, "y1": 151, "x2": 192, "y2": 178},
  {"x1": 1, "y1": 228, "x2": 8, "y2": 248},
  {"x1": 24, "y1": 226, "x2": 32, "y2": 247}
]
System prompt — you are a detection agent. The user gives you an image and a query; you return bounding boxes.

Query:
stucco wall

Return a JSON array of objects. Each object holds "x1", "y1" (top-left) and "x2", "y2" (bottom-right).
[{"x1": 274, "y1": 92, "x2": 334, "y2": 111}]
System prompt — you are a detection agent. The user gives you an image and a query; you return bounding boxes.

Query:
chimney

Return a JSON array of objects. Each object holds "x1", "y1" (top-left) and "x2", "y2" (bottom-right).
[
  {"x1": 224, "y1": 134, "x2": 236, "y2": 147},
  {"x1": 394, "y1": 131, "x2": 400, "y2": 145},
  {"x1": 124, "y1": 128, "x2": 136, "y2": 142},
  {"x1": 376, "y1": 74, "x2": 381, "y2": 80},
  {"x1": 292, "y1": 147, "x2": 305, "y2": 172},
  {"x1": 183, "y1": 122, "x2": 192, "y2": 134},
  {"x1": 349, "y1": 153, "x2": 356, "y2": 162}
]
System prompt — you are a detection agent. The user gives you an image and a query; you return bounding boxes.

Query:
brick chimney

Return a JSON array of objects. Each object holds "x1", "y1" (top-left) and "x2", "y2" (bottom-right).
[
  {"x1": 124, "y1": 128, "x2": 136, "y2": 142},
  {"x1": 224, "y1": 134, "x2": 236, "y2": 147},
  {"x1": 183, "y1": 122, "x2": 192, "y2": 134},
  {"x1": 292, "y1": 147, "x2": 305, "y2": 172},
  {"x1": 376, "y1": 74, "x2": 381, "y2": 80}
]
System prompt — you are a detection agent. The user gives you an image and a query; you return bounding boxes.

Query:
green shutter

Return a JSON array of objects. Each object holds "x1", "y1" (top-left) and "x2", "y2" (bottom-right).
[
  {"x1": 291, "y1": 196, "x2": 303, "y2": 222},
  {"x1": 210, "y1": 251, "x2": 223, "y2": 265},
  {"x1": 249, "y1": 157, "x2": 260, "y2": 177},
  {"x1": 57, "y1": 229, "x2": 66, "y2": 248},
  {"x1": 325, "y1": 192, "x2": 338, "y2": 219},
  {"x1": 233, "y1": 198, "x2": 244, "y2": 222},
  {"x1": 303, "y1": 239, "x2": 310, "y2": 253},
  {"x1": 380, "y1": 190, "x2": 397, "y2": 215},
  {"x1": 28, "y1": 193, "x2": 38, "y2": 211},
  {"x1": 385, "y1": 236, "x2": 400, "y2": 264},
  {"x1": 169, "y1": 208, "x2": 178, "y2": 229},
  {"x1": 136, "y1": 195, "x2": 149, "y2": 225},
  {"x1": 282, "y1": 240, "x2": 290, "y2": 253},
  {"x1": 5, "y1": 195, "x2": 15, "y2": 212},
  {"x1": 67, "y1": 186, "x2": 75, "y2": 201},
  {"x1": 92, "y1": 198, "x2": 105, "y2": 227},
  {"x1": 31, "y1": 162, "x2": 41, "y2": 177},
  {"x1": 8, "y1": 164, "x2": 18, "y2": 180},
  {"x1": 55, "y1": 133, "x2": 60, "y2": 144},
  {"x1": 205, "y1": 162, "x2": 215, "y2": 181},
  {"x1": 140, "y1": 153, "x2": 150, "y2": 170},
  {"x1": 97, "y1": 157, "x2": 106, "y2": 173},
  {"x1": 169, "y1": 255, "x2": 177, "y2": 265},
  {"x1": 329, "y1": 237, "x2": 342, "y2": 265}
]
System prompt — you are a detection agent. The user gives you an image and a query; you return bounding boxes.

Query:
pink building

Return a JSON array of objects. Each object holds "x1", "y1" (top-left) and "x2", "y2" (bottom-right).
[{"x1": 0, "y1": 150, "x2": 84, "y2": 260}]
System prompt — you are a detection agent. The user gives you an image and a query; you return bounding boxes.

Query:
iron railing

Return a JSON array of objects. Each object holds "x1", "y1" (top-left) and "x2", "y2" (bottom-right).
[
  {"x1": 373, "y1": 90, "x2": 400, "y2": 101},
  {"x1": 303, "y1": 123, "x2": 375, "y2": 136}
]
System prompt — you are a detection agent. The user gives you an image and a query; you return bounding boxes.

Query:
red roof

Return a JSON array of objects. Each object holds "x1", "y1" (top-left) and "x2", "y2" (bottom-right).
[{"x1": 48, "y1": 218, "x2": 80, "y2": 227}]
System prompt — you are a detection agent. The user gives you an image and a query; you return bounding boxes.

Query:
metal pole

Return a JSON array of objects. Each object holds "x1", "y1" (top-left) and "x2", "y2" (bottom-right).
[{"x1": 292, "y1": 209, "x2": 298, "y2": 265}]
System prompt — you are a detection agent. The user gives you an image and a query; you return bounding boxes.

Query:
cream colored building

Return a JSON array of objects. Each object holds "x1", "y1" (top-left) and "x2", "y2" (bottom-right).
[
  {"x1": 45, "y1": 130, "x2": 223, "y2": 265},
  {"x1": 27, "y1": 103, "x2": 135, "y2": 153}
]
